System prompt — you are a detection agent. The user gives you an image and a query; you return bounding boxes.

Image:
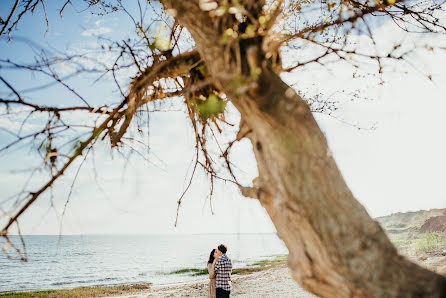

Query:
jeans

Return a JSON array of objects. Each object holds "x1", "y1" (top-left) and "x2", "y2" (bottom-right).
[{"x1": 216, "y1": 287, "x2": 230, "y2": 298}]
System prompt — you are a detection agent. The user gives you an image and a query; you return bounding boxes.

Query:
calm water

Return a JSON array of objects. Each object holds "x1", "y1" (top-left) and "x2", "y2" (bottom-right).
[{"x1": 0, "y1": 234, "x2": 288, "y2": 292}]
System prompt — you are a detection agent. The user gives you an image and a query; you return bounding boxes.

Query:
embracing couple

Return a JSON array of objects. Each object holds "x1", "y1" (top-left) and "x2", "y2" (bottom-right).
[{"x1": 207, "y1": 244, "x2": 232, "y2": 298}]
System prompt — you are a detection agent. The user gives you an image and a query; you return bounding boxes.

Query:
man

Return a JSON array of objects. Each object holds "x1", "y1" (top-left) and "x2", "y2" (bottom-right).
[{"x1": 214, "y1": 244, "x2": 232, "y2": 298}]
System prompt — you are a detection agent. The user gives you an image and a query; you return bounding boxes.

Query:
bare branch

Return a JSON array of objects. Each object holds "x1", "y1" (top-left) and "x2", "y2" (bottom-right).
[
  {"x1": 0, "y1": 0, "x2": 20, "y2": 37},
  {"x1": 0, "y1": 99, "x2": 126, "y2": 237}
]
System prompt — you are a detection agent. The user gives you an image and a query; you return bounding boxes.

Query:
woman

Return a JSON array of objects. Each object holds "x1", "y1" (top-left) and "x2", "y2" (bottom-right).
[{"x1": 207, "y1": 248, "x2": 218, "y2": 298}]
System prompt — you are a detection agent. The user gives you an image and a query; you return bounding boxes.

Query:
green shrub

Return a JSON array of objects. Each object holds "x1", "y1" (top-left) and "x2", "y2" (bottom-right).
[
  {"x1": 250, "y1": 255, "x2": 287, "y2": 267},
  {"x1": 415, "y1": 233, "x2": 446, "y2": 254}
]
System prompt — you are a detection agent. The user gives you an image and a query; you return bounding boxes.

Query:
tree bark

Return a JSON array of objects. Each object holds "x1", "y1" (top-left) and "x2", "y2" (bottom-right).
[
  {"x1": 164, "y1": 1, "x2": 446, "y2": 296},
  {"x1": 235, "y1": 67, "x2": 446, "y2": 297}
]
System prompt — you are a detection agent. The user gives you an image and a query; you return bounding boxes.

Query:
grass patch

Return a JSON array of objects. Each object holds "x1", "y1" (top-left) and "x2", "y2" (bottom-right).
[
  {"x1": 169, "y1": 268, "x2": 209, "y2": 276},
  {"x1": 170, "y1": 268, "x2": 202, "y2": 274},
  {"x1": 168, "y1": 255, "x2": 288, "y2": 277},
  {"x1": 390, "y1": 236, "x2": 414, "y2": 254},
  {"x1": 415, "y1": 233, "x2": 446, "y2": 254},
  {"x1": 250, "y1": 255, "x2": 287, "y2": 267},
  {"x1": 389, "y1": 223, "x2": 409, "y2": 229},
  {"x1": 391, "y1": 237, "x2": 413, "y2": 246},
  {"x1": 0, "y1": 284, "x2": 151, "y2": 298}
]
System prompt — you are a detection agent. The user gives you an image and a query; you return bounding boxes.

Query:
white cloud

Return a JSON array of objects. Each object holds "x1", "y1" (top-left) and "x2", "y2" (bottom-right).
[{"x1": 81, "y1": 26, "x2": 112, "y2": 37}]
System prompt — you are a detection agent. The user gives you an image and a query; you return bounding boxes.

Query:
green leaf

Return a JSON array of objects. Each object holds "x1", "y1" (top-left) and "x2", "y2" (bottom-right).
[{"x1": 192, "y1": 94, "x2": 226, "y2": 120}]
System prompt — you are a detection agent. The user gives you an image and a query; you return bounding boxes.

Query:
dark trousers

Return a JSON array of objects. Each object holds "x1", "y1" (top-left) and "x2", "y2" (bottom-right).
[{"x1": 216, "y1": 287, "x2": 230, "y2": 298}]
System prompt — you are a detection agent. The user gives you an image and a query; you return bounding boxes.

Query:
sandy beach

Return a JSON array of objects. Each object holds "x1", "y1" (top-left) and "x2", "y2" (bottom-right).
[
  {"x1": 107, "y1": 264, "x2": 317, "y2": 298},
  {"x1": 105, "y1": 248, "x2": 446, "y2": 298}
]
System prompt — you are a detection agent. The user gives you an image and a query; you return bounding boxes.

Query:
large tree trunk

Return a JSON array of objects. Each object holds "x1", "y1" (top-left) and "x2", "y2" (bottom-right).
[
  {"x1": 234, "y1": 68, "x2": 446, "y2": 297},
  {"x1": 165, "y1": 1, "x2": 446, "y2": 296}
]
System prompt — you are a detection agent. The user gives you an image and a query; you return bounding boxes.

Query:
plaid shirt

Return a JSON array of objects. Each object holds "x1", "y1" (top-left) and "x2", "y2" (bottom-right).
[{"x1": 215, "y1": 254, "x2": 232, "y2": 291}]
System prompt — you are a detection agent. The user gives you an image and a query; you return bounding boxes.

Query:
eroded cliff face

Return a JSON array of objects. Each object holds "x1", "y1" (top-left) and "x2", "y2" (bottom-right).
[{"x1": 420, "y1": 211, "x2": 446, "y2": 233}]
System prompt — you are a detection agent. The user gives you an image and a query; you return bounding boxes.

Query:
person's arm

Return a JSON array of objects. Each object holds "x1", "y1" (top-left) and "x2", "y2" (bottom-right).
[
  {"x1": 214, "y1": 258, "x2": 220, "y2": 277},
  {"x1": 209, "y1": 259, "x2": 217, "y2": 279}
]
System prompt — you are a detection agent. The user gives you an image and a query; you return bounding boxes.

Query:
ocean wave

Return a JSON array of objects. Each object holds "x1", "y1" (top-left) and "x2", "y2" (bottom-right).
[
  {"x1": 51, "y1": 281, "x2": 74, "y2": 286},
  {"x1": 51, "y1": 277, "x2": 119, "y2": 286}
]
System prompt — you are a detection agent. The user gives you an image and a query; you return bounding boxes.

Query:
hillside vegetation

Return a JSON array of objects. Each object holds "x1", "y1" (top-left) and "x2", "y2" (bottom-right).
[{"x1": 376, "y1": 208, "x2": 446, "y2": 234}]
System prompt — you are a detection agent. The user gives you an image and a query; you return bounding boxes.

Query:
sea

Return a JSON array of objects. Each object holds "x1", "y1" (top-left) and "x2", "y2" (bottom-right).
[{"x1": 0, "y1": 234, "x2": 288, "y2": 292}]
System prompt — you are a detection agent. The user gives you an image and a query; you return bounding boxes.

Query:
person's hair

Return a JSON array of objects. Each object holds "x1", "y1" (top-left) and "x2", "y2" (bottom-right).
[
  {"x1": 217, "y1": 244, "x2": 227, "y2": 254},
  {"x1": 208, "y1": 248, "x2": 216, "y2": 264}
]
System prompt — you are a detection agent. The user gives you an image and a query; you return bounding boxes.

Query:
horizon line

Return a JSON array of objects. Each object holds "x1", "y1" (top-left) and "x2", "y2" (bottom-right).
[{"x1": 4, "y1": 232, "x2": 279, "y2": 236}]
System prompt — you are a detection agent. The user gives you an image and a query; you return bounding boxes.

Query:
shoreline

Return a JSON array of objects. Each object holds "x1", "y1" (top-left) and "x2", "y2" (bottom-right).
[
  {"x1": 0, "y1": 256, "x2": 294, "y2": 298},
  {"x1": 0, "y1": 262, "x2": 316, "y2": 298}
]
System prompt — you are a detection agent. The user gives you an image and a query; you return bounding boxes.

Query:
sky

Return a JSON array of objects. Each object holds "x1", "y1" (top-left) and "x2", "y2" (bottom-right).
[{"x1": 0, "y1": 1, "x2": 446, "y2": 235}]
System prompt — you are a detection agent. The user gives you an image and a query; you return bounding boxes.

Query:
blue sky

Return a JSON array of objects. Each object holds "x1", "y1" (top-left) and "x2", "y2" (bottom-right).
[{"x1": 1, "y1": 1, "x2": 446, "y2": 235}]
